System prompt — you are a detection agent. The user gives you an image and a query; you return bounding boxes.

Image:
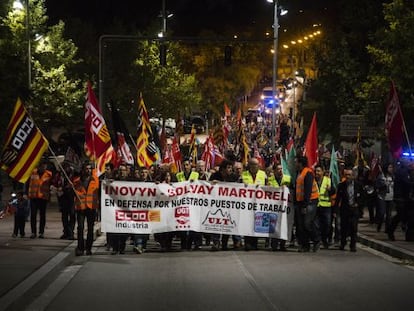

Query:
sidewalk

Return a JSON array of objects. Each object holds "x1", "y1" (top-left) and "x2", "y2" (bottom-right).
[{"x1": 357, "y1": 216, "x2": 414, "y2": 261}]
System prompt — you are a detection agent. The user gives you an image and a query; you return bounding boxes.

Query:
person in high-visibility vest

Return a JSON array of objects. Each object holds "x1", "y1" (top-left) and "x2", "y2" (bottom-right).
[
  {"x1": 241, "y1": 157, "x2": 267, "y2": 251},
  {"x1": 176, "y1": 158, "x2": 202, "y2": 250},
  {"x1": 176, "y1": 159, "x2": 199, "y2": 182},
  {"x1": 315, "y1": 165, "x2": 336, "y2": 249},
  {"x1": 267, "y1": 163, "x2": 291, "y2": 251},
  {"x1": 28, "y1": 160, "x2": 52, "y2": 239},
  {"x1": 294, "y1": 155, "x2": 320, "y2": 252},
  {"x1": 73, "y1": 162, "x2": 100, "y2": 256}
]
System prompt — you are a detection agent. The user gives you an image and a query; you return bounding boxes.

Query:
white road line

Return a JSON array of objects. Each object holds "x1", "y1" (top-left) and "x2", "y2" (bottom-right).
[
  {"x1": 0, "y1": 243, "x2": 75, "y2": 311},
  {"x1": 232, "y1": 252, "x2": 282, "y2": 311},
  {"x1": 26, "y1": 265, "x2": 83, "y2": 311}
]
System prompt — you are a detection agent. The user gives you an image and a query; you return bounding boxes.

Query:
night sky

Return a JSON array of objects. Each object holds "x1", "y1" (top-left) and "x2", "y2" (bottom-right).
[{"x1": 45, "y1": 0, "x2": 332, "y2": 37}]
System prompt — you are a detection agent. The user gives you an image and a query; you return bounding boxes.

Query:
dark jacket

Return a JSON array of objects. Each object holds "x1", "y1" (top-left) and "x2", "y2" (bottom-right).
[{"x1": 334, "y1": 180, "x2": 364, "y2": 215}]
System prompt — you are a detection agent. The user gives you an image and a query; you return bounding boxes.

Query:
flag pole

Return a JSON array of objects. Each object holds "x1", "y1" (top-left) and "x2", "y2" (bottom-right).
[
  {"x1": 400, "y1": 109, "x2": 412, "y2": 155},
  {"x1": 47, "y1": 145, "x2": 82, "y2": 203}
]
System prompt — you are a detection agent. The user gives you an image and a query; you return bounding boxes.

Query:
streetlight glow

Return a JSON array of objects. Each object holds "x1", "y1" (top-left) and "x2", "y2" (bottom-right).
[{"x1": 13, "y1": 0, "x2": 24, "y2": 10}]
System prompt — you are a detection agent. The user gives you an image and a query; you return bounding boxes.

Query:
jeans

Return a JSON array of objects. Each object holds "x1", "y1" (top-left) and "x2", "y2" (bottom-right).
[
  {"x1": 30, "y1": 198, "x2": 47, "y2": 235},
  {"x1": 316, "y1": 207, "x2": 332, "y2": 245},
  {"x1": 76, "y1": 209, "x2": 96, "y2": 252},
  {"x1": 296, "y1": 200, "x2": 319, "y2": 248},
  {"x1": 376, "y1": 198, "x2": 393, "y2": 232},
  {"x1": 389, "y1": 199, "x2": 407, "y2": 235},
  {"x1": 133, "y1": 234, "x2": 149, "y2": 248},
  {"x1": 340, "y1": 210, "x2": 359, "y2": 248}
]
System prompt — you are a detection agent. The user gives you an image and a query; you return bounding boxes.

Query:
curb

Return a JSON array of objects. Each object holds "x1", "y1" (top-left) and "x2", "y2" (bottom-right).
[{"x1": 358, "y1": 233, "x2": 414, "y2": 261}]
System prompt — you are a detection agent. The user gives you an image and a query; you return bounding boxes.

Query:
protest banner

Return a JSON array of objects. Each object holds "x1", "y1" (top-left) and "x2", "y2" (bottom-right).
[{"x1": 101, "y1": 180, "x2": 294, "y2": 240}]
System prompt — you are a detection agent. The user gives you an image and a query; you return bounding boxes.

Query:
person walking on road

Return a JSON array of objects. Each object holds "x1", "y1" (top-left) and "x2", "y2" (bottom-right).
[
  {"x1": 28, "y1": 160, "x2": 52, "y2": 239},
  {"x1": 176, "y1": 158, "x2": 202, "y2": 250},
  {"x1": 73, "y1": 162, "x2": 99, "y2": 256},
  {"x1": 294, "y1": 155, "x2": 320, "y2": 252},
  {"x1": 375, "y1": 163, "x2": 394, "y2": 234},
  {"x1": 315, "y1": 165, "x2": 335, "y2": 249},
  {"x1": 267, "y1": 162, "x2": 291, "y2": 251},
  {"x1": 51, "y1": 162, "x2": 76, "y2": 240},
  {"x1": 334, "y1": 167, "x2": 364, "y2": 252},
  {"x1": 209, "y1": 159, "x2": 238, "y2": 251},
  {"x1": 241, "y1": 157, "x2": 268, "y2": 251},
  {"x1": 12, "y1": 191, "x2": 29, "y2": 238},
  {"x1": 388, "y1": 160, "x2": 411, "y2": 241}
]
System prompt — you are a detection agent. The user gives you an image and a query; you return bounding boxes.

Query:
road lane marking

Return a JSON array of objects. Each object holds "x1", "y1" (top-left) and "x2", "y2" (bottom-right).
[
  {"x1": 232, "y1": 252, "x2": 282, "y2": 311},
  {"x1": 26, "y1": 265, "x2": 83, "y2": 311}
]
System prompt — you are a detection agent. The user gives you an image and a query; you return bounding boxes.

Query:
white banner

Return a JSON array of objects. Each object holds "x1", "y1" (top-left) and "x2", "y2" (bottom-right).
[{"x1": 101, "y1": 180, "x2": 294, "y2": 240}]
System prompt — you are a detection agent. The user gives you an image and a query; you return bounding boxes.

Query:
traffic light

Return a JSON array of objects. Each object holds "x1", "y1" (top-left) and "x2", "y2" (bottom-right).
[
  {"x1": 224, "y1": 45, "x2": 232, "y2": 66},
  {"x1": 159, "y1": 44, "x2": 167, "y2": 66}
]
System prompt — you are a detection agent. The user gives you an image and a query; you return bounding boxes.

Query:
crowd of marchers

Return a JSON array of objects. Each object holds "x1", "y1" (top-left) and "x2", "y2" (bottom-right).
[{"x1": 3, "y1": 140, "x2": 413, "y2": 257}]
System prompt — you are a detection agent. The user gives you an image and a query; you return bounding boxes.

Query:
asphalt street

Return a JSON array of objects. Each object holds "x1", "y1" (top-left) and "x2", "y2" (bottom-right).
[{"x1": 16, "y1": 238, "x2": 414, "y2": 311}]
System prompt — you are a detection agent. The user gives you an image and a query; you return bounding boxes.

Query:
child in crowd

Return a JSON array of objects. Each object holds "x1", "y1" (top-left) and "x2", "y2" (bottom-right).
[{"x1": 12, "y1": 192, "x2": 29, "y2": 238}]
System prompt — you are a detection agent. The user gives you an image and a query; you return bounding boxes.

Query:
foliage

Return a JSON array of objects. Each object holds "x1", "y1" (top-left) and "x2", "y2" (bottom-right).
[
  {"x1": 178, "y1": 32, "x2": 265, "y2": 120},
  {"x1": 306, "y1": 0, "x2": 385, "y2": 141},
  {"x1": 360, "y1": 0, "x2": 414, "y2": 128},
  {"x1": 0, "y1": 0, "x2": 84, "y2": 140}
]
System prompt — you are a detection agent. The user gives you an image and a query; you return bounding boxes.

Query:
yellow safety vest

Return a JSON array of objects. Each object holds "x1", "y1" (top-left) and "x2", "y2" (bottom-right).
[
  {"x1": 241, "y1": 170, "x2": 267, "y2": 185},
  {"x1": 268, "y1": 175, "x2": 291, "y2": 187},
  {"x1": 176, "y1": 171, "x2": 199, "y2": 182},
  {"x1": 317, "y1": 176, "x2": 331, "y2": 207}
]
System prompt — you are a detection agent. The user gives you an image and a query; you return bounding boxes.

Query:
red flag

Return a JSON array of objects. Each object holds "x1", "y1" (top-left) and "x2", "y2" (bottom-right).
[
  {"x1": 84, "y1": 82, "x2": 114, "y2": 176},
  {"x1": 304, "y1": 113, "x2": 318, "y2": 168},
  {"x1": 171, "y1": 137, "x2": 182, "y2": 173},
  {"x1": 368, "y1": 152, "x2": 380, "y2": 181},
  {"x1": 224, "y1": 103, "x2": 231, "y2": 117},
  {"x1": 84, "y1": 83, "x2": 112, "y2": 159},
  {"x1": 254, "y1": 147, "x2": 266, "y2": 169},
  {"x1": 0, "y1": 98, "x2": 49, "y2": 183},
  {"x1": 385, "y1": 81, "x2": 404, "y2": 159},
  {"x1": 201, "y1": 135, "x2": 224, "y2": 170}
]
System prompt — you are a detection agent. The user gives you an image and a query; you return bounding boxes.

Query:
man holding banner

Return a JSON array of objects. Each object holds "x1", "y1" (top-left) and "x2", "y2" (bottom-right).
[{"x1": 241, "y1": 157, "x2": 268, "y2": 251}]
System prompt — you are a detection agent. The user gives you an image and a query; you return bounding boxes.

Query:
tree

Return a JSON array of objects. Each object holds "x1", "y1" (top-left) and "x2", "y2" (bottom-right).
[
  {"x1": 306, "y1": 0, "x2": 385, "y2": 141},
  {"x1": 177, "y1": 31, "x2": 265, "y2": 120},
  {"x1": 361, "y1": 0, "x2": 414, "y2": 128},
  {"x1": 0, "y1": 0, "x2": 83, "y2": 139}
]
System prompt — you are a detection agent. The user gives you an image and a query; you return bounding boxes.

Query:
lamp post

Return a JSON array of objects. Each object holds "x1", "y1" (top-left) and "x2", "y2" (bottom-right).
[{"x1": 267, "y1": 0, "x2": 279, "y2": 153}]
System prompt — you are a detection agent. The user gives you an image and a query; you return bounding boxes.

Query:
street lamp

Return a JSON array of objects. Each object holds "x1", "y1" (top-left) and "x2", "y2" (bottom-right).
[
  {"x1": 159, "y1": 0, "x2": 174, "y2": 38},
  {"x1": 13, "y1": 0, "x2": 31, "y2": 90},
  {"x1": 266, "y1": 0, "x2": 279, "y2": 152}
]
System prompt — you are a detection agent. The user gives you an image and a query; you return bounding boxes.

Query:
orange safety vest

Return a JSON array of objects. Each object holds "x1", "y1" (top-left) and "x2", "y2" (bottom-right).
[
  {"x1": 73, "y1": 169, "x2": 100, "y2": 210},
  {"x1": 296, "y1": 167, "x2": 319, "y2": 202},
  {"x1": 28, "y1": 169, "x2": 52, "y2": 200}
]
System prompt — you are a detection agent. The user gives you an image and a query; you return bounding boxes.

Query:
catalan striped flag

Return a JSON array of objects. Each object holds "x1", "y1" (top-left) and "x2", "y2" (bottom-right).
[
  {"x1": 136, "y1": 96, "x2": 159, "y2": 168},
  {"x1": 0, "y1": 98, "x2": 49, "y2": 183}
]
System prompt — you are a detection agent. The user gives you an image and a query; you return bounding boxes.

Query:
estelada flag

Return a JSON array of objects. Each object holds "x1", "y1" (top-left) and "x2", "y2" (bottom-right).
[
  {"x1": 84, "y1": 82, "x2": 114, "y2": 175},
  {"x1": 0, "y1": 98, "x2": 49, "y2": 183},
  {"x1": 304, "y1": 112, "x2": 318, "y2": 169}
]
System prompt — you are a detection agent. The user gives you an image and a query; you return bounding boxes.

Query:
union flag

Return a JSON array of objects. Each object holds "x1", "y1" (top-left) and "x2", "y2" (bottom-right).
[{"x1": 0, "y1": 98, "x2": 49, "y2": 183}]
